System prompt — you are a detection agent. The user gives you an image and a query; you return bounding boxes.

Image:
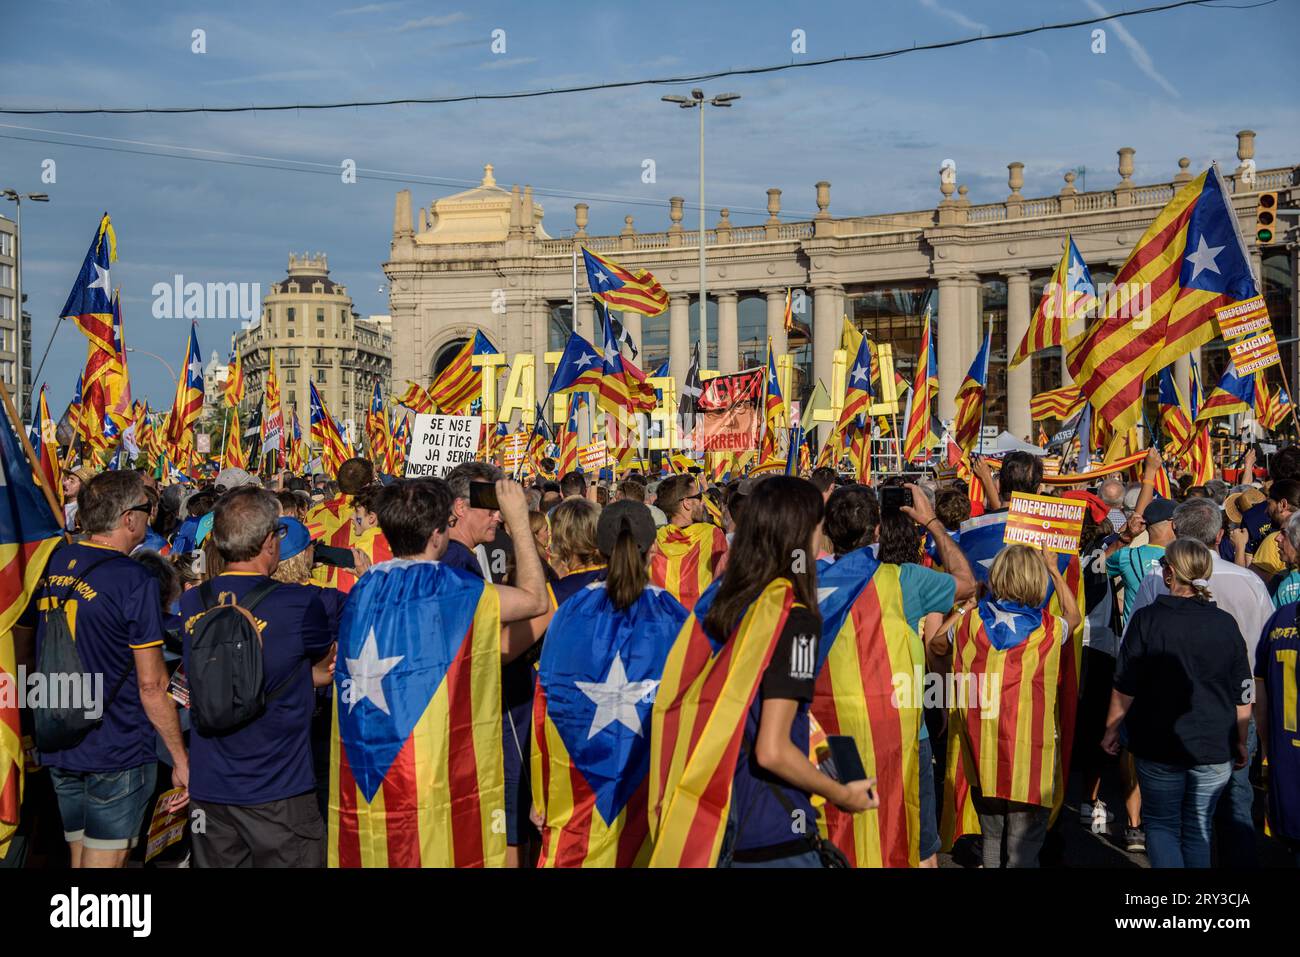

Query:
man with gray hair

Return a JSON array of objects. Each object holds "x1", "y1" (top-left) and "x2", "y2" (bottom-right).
[
  {"x1": 30, "y1": 470, "x2": 188, "y2": 868},
  {"x1": 1099, "y1": 476, "x2": 1127, "y2": 534},
  {"x1": 1126, "y1": 495, "x2": 1269, "y2": 868},
  {"x1": 179, "y1": 487, "x2": 334, "y2": 867},
  {"x1": 444, "y1": 461, "x2": 506, "y2": 581}
]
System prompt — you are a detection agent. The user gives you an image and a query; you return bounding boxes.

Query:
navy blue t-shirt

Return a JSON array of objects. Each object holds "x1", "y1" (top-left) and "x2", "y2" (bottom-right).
[
  {"x1": 180, "y1": 573, "x2": 333, "y2": 805},
  {"x1": 1220, "y1": 499, "x2": 1272, "y2": 562},
  {"x1": 442, "y1": 540, "x2": 484, "y2": 579},
  {"x1": 34, "y1": 543, "x2": 166, "y2": 772}
]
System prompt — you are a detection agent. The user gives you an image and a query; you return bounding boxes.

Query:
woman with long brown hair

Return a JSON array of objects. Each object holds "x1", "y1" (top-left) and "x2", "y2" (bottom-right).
[{"x1": 650, "y1": 476, "x2": 877, "y2": 868}]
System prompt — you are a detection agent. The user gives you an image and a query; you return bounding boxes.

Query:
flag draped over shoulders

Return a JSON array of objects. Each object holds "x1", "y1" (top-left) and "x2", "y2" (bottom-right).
[
  {"x1": 328, "y1": 559, "x2": 505, "y2": 868},
  {"x1": 648, "y1": 523, "x2": 728, "y2": 612},
  {"x1": 532, "y1": 582, "x2": 688, "y2": 867},
  {"x1": 813, "y1": 550, "x2": 921, "y2": 867},
  {"x1": 648, "y1": 578, "x2": 795, "y2": 867}
]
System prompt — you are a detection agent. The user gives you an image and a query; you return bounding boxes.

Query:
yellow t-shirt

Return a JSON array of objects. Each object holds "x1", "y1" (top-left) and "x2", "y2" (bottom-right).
[{"x1": 1252, "y1": 531, "x2": 1286, "y2": 577}]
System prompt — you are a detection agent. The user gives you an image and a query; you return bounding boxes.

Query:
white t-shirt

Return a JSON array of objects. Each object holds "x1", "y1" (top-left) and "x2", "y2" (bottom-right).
[{"x1": 1125, "y1": 551, "x2": 1271, "y2": 666}]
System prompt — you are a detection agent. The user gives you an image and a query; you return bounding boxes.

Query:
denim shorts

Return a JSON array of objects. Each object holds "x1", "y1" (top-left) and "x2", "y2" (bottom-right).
[
  {"x1": 48, "y1": 764, "x2": 158, "y2": 851},
  {"x1": 917, "y1": 735, "x2": 942, "y2": 860}
]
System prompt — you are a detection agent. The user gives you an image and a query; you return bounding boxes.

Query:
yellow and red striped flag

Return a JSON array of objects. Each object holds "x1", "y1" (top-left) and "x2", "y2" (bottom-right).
[
  {"x1": 814, "y1": 550, "x2": 922, "y2": 867},
  {"x1": 1067, "y1": 166, "x2": 1259, "y2": 435},
  {"x1": 648, "y1": 523, "x2": 728, "y2": 613},
  {"x1": 902, "y1": 309, "x2": 938, "y2": 463},
  {"x1": 1010, "y1": 235, "x2": 1096, "y2": 368},
  {"x1": 29, "y1": 386, "x2": 62, "y2": 504},
  {"x1": 429, "y1": 332, "x2": 498, "y2": 414},
  {"x1": 582, "y1": 247, "x2": 669, "y2": 317},
  {"x1": 224, "y1": 349, "x2": 245, "y2": 407},
  {"x1": 952, "y1": 331, "x2": 991, "y2": 454},
  {"x1": 223, "y1": 407, "x2": 247, "y2": 470},
  {"x1": 1029, "y1": 383, "x2": 1085, "y2": 422},
  {"x1": 395, "y1": 380, "x2": 435, "y2": 415},
  {"x1": 164, "y1": 324, "x2": 204, "y2": 458},
  {"x1": 648, "y1": 579, "x2": 795, "y2": 867}
]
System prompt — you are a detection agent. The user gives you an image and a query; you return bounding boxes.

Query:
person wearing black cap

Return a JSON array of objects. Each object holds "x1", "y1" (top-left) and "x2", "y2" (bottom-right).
[
  {"x1": 531, "y1": 501, "x2": 690, "y2": 866},
  {"x1": 1106, "y1": 496, "x2": 1176, "y2": 628}
]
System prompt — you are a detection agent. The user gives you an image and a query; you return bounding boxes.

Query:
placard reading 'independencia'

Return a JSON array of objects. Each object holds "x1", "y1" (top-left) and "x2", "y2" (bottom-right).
[{"x1": 1003, "y1": 492, "x2": 1086, "y2": 555}]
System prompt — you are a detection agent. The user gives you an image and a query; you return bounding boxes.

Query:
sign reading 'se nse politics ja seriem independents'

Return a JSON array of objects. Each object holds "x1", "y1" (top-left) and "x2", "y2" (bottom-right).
[{"x1": 405, "y1": 414, "x2": 481, "y2": 478}]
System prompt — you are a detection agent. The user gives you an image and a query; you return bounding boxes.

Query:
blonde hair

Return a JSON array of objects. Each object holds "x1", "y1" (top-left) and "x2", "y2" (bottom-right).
[
  {"x1": 1163, "y1": 538, "x2": 1214, "y2": 601},
  {"x1": 550, "y1": 498, "x2": 601, "y2": 571},
  {"x1": 272, "y1": 548, "x2": 314, "y2": 584},
  {"x1": 988, "y1": 544, "x2": 1049, "y2": 608}
]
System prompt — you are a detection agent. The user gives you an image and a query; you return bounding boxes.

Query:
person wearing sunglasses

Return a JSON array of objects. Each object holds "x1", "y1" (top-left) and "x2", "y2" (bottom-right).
[{"x1": 24, "y1": 470, "x2": 188, "y2": 868}]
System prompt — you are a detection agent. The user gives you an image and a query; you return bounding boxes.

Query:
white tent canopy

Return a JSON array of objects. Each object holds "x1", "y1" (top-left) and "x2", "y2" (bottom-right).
[{"x1": 975, "y1": 431, "x2": 1049, "y2": 456}]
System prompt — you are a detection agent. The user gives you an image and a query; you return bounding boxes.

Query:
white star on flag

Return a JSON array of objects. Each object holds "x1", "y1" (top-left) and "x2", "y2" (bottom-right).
[
  {"x1": 575, "y1": 352, "x2": 596, "y2": 369},
  {"x1": 1186, "y1": 235, "x2": 1225, "y2": 283},
  {"x1": 575, "y1": 654, "x2": 659, "y2": 739},
  {"x1": 593, "y1": 269, "x2": 609, "y2": 287},
  {"x1": 88, "y1": 263, "x2": 112, "y2": 298},
  {"x1": 989, "y1": 603, "x2": 1024, "y2": 632},
  {"x1": 1067, "y1": 257, "x2": 1087, "y2": 290},
  {"x1": 817, "y1": 586, "x2": 837, "y2": 604},
  {"x1": 345, "y1": 627, "x2": 404, "y2": 715},
  {"x1": 188, "y1": 358, "x2": 205, "y2": 382},
  {"x1": 850, "y1": 364, "x2": 869, "y2": 385}
]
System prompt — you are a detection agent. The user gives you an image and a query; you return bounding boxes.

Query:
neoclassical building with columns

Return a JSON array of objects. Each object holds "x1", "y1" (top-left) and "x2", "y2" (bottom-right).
[{"x1": 384, "y1": 133, "x2": 1297, "y2": 438}]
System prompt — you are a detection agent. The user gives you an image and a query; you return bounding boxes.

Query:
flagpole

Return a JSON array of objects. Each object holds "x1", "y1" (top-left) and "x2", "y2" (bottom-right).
[
  {"x1": 976, "y1": 315, "x2": 990, "y2": 457},
  {"x1": 0, "y1": 376, "x2": 64, "y2": 525},
  {"x1": 218, "y1": 406, "x2": 230, "y2": 470}
]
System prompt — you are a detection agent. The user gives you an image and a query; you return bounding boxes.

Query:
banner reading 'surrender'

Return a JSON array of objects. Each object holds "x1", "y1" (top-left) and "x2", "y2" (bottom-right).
[{"x1": 692, "y1": 367, "x2": 763, "y2": 452}]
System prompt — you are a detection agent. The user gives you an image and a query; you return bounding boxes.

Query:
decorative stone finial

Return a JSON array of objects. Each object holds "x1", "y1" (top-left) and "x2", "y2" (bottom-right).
[
  {"x1": 1117, "y1": 147, "x2": 1135, "y2": 184},
  {"x1": 1174, "y1": 157, "x2": 1193, "y2": 185},
  {"x1": 574, "y1": 203, "x2": 589, "y2": 238},
  {"x1": 766, "y1": 188, "x2": 782, "y2": 224},
  {"x1": 482, "y1": 164, "x2": 496, "y2": 187},
  {"x1": 1007, "y1": 162, "x2": 1024, "y2": 196}
]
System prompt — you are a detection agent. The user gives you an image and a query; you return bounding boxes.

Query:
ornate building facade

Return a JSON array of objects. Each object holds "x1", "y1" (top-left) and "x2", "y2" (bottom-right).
[
  {"x1": 234, "y1": 253, "x2": 392, "y2": 441},
  {"x1": 384, "y1": 134, "x2": 1297, "y2": 438}
]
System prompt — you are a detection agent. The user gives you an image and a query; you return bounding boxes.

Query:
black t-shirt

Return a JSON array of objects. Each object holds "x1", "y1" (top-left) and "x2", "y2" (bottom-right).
[
  {"x1": 1114, "y1": 595, "x2": 1251, "y2": 766},
  {"x1": 761, "y1": 604, "x2": 820, "y2": 702}
]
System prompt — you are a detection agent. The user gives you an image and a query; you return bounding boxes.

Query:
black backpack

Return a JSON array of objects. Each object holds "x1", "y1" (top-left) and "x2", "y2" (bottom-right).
[
  {"x1": 33, "y1": 552, "x2": 134, "y2": 753},
  {"x1": 187, "y1": 579, "x2": 284, "y2": 735}
]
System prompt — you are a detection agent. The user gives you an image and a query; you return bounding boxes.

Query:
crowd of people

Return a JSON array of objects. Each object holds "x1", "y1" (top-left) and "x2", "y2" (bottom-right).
[{"x1": 4, "y1": 442, "x2": 1297, "y2": 869}]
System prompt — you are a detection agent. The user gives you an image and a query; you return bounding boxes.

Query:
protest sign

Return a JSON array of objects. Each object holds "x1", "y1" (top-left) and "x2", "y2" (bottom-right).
[
  {"x1": 1215, "y1": 296, "x2": 1271, "y2": 340},
  {"x1": 404, "y1": 414, "x2": 482, "y2": 478},
  {"x1": 1003, "y1": 491, "x2": 1085, "y2": 555},
  {"x1": 579, "y1": 442, "x2": 607, "y2": 472}
]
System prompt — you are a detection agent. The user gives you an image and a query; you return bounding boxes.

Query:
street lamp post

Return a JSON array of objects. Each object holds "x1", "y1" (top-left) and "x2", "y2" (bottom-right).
[
  {"x1": 661, "y1": 90, "x2": 740, "y2": 368},
  {"x1": 2, "y1": 189, "x2": 50, "y2": 422},
  {"x1": 126, "y1": 346, "x2": 178, "y2": 382}
]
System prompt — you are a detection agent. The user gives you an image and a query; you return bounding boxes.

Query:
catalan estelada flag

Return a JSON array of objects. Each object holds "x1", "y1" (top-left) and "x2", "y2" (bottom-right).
[
  {"x1": 837, "y1": 333, "x2": 874, "y2": 435},
  {"x1": 532, "y1": 582, "x2": 688, "y2": 867},
  {"x1": 224, "y1": 350, "x2": 244, "y2": 407},
  {"x1": 1196, "y1": 360, "x2": 1254, "y2": 421},
  {"x1": 548, "y1": 332, "x2": 606, "y2": 397},
  {"x1": 164, "y1": 324, "x2": 204, "y2": 457},
  {"x1": 951, "y1": 330, "x2": 991, "y2": 453},
  {"x1": 814, "y1": 549, "x2": 921, "y2": 867},
  {"x1": 759, "y1": 338, "x2": 785, "y2": 462},
  {"x1": 648, "y1": 523, "x2": 728, "y2": 613},
  {"x1": 648, "y1": 579, "x2": 795, "y2": 867},
  {"x1": 429, "y1": 332, "x2": 498, "y2": 414},
  {"x1": 1010, "y1": 235, "x2": 1095, "y2": 368},
  {"x1": 29, "y1": 386, "x2": 62, "y2": 504},
  {"x1": 557, "y1": 394, "x2": 582, "y2": 476},
  {"x1": 365, "y1": 382, "x2": 387, "y2": 468},
  {"x1": 951, "y1": 598, "x2": 1065, "y2": 808},
  {"x1": 1029, "y1": 383, "x2": 1085, "y2": 422},
  {"x1": 0, "y1": 393, "x2": 63, "y2": 858},
  {"x1": 385, "y1": 411, "x2": 409, "y2": 476},
  {"x1": 1067, "y1": 166, "x2": 1257, "y2": 435},
  {"x1": 1256, "y1": 373, "x2": 1293, "y2": 432},
  {"x1": 1157, "y1": 365, "x2": 1195, "y2": 458},
  {"x1": 582, "y1": 247, "x2": 669, "y2": 317},
  {"x1": 902, "y1": 309, "x2": 937, "y2": 463},
  {"x1": 310, "y1": 380, "x2": 350, "y2": 476},
  {"x1": 329, "y1": 559, "x2": 505, "y2": 867},
  {"x1": 60, "y1": 214, "x2": 118, "y2": 438},
  {"x1": 395, "y1": 380, "x2": 434, "y2": 415},
  {"x1": 594, "y1": 303, "x2": 655, "y2": 417}
]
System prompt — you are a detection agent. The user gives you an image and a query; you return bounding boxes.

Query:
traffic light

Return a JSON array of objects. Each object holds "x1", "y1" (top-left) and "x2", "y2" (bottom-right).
[{"x1": 1256, "y1": 191, "x2": 1278, "y2": 245}]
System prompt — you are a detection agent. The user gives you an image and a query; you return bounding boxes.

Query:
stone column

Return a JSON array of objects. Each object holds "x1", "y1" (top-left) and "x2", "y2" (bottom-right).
[
  {"x1": 937, "y1": 276, "x2": 963, "y2": 414},
  {"x1": 1061, "y1": 349, "x2": 1075, "y2": 387},
  {"x1": 1174, "y1": 353, "x2": 1192, "y2": 407},
  {"x1": 1006, "y1": 271, "x2": 1032, "y2": 441},
  {"x1": 531, "y1": 301, "x2": 550, "y2": 401},
  {"x1": 716, "y1": 291, "x2": 739, "y2": 373},
  {"x1": 576, "y1": 298, "x2": 595, "y2": 343},
  {"x1": 960, "y1": 274, "x2": 982, "y2": 370},
  {"x1": 812, "y1": 285, "x2": 841, "y2": 393},
  {"x1": 764, "y1": 288, "x2": 788, "y2": 358},
  {"x1": 622, "y1": 310, "x2": 643, "y2": 360},
  {"x1": 669, "y1": 293, "x2": 691, "y2": 388}
]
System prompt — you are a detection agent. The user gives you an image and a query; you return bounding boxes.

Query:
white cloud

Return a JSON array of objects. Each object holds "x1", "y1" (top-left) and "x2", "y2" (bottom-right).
[
  {"x1": 917, "y1": 0, "x2": 988, "y2": 34},
  {"x1": 332, "y1": 2, "x2": 405, "y2": 14},
  {"x1": 1083, "y1": 0, "x2": 1179, "y2": 98}
]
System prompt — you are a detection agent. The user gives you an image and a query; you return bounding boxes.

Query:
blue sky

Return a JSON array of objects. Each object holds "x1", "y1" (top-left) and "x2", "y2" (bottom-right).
[{"x1": 2, "y1": 0, "x2": 1297, "y2": 411}]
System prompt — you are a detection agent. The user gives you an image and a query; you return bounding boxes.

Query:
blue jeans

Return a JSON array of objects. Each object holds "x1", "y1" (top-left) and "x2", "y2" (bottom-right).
[
  {"x1": 1214, "y1": 719, "x2": 1257, "y2": 868},
  {"x1": 48, "y1": 764, "x2": 158, "y2": 851},
  {"x1": 1135, "y1": 758, "x2": 1232, "y2": 868},
  {"x1": 917, "y1": 735, "x2": 941, "y2": 860}
]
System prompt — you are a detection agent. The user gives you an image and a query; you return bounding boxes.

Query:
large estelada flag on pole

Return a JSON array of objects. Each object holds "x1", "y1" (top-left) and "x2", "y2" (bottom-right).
[
  {"x1": 329, "y1": 559, "x2": 505, "y2": 867},
  {"x1": 0, "y1": 390, "x2": 63, "y2": 859},
  {"x1": 429, "y1": 332, "x2": 498, "y2": 415},
  {"x1": 1067, "y1": 166, "x2": 1257, "y2": 435},
  {"x1": 165, "y1": 323, "x2": 204, "y2": 456},
  {"x1": 1196, "y1": 360, "x2": 1255, "y2": 421},
  {"x1": 902, "y1": 308, "x2": 938, "y2": 463},
  {"x1": 531, "y1": 584, "x2": 687, "y2": 868},
  {"x1": 951, "y1": 330, "x2": 991, "y2": 453},
  {"x1": 60, "y1": 215, "x2": 118, "y2": 448},
  {"x1": 1010, "y1": 234, "x2": 1096, "y2": 368},
  {"x1": 224, "y1": 350, "x2": 245, "y2": 407},
  {"x1": 814, "y1": 547, "x2": 922, "y2": 867},
  {"x1": 582, "y1": 247, "x2": 669, "y2": 317}
]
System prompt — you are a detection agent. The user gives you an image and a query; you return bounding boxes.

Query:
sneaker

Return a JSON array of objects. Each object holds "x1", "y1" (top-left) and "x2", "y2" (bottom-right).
[
  {"x1": 1124, "y1": 825, "x2": 1146, "y2": 853},
  {"x1": 1090, "y1": 800, "x2": 1113, "y2": 835}
]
